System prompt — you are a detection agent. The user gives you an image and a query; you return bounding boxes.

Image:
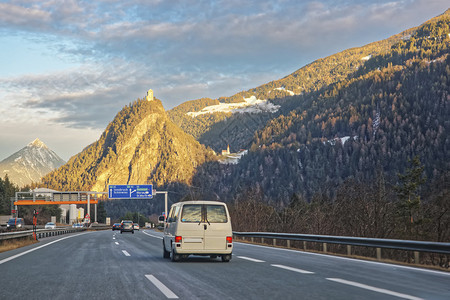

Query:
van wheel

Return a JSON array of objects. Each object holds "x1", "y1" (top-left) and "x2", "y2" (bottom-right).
[
  {"x1": 163, "y1": 241, "x2": 170, "y2": 259},
  {"x1": 171, "y1": 249, "x2": 181, "y2": 262},
  {"x1": 221, "y1": 254, "x2": 231, "y2": 262}
]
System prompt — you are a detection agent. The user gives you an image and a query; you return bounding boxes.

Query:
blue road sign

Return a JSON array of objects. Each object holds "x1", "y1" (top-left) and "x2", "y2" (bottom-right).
[{"x1": 108, "y1": 185, "x2": 153, "y2": 199}]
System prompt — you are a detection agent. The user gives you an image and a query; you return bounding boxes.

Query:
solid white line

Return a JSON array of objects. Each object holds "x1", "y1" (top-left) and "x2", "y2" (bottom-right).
[
  {"x1": 122, "y1": 250, "x2": 131, "y2": 256},
  {"x1": 142, "y1": 230, "x2": 163, "y2": 239},
  {"x1": 236, "y1": 256, "x2": 265, "y2": 262},
  {"x1": 145, "y1": 275, "x2": 178, "y2": 299},
  {"x1": 271, "y1": 264, "x2": 314, "y2": 274},
  {"x1": 326, "y1": 278, "x2": 424, "y2": 300},
  {"x1": 0, "y1": 232, "x2": 88, "y2": 265},
  {"x1": 235, "y1": 242, "x2": 450, "y2": 277},
  {"x1": 115, "y1": 242, "x2": 119, "y2": 245}
]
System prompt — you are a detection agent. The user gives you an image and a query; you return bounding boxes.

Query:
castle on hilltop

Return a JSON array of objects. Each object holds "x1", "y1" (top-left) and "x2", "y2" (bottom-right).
[{"x1": 146, "y1": 89, "x2": 154, "y2": 101}]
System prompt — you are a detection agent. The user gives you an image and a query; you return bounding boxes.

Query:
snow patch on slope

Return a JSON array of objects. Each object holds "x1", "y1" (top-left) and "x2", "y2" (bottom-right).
[
  {"x1": 187, "y1": 96, "x2": 280, "y2": 117},
  {"x1": 272, "y1": 87, "x2": 295, "y2": 96}
]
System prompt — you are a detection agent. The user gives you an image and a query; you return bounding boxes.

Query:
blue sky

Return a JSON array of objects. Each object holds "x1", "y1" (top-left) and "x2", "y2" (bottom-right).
[{"x1": 0, "y1": 0, "x2": 448, "y2": 161}]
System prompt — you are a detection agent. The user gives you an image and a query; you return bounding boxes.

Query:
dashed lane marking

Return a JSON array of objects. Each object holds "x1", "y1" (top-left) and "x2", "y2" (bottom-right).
[
  {"x1": 122, "y1": 250, "x2": 131, "y2": 257},
  {"x1": 271, "y1": 264, "x2": 314, "y2": 274},
  {"x1": 115, "y1": 242, "x2": 119, "y2": 245},
  {"x1": 145, "y1": 275, "x2": 178, "y2": 299},
  {"x1": 236, "y1": 256, "x2": 265, "y2": 262},
  {"x1": 326, "y1": 278, "x2": 424, "y2": 300}
]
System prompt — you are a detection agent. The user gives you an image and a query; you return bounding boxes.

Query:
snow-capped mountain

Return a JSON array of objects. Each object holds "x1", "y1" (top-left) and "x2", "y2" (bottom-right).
[{"x1": 0, "y1": 138, "x2": 66, "y2": 187}]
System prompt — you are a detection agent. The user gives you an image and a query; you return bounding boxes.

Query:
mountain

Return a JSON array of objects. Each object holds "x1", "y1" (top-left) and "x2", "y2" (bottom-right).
[
  {"x1": 168, "y1": 16, "x2": 414, "y2": 152},
  {"x1": 0, "y1": 138, "x2": 66, "y2": 187},
  {"x1": 188, "y1": 10, "x2": 450, "y2": 204},
  {"x1": 41, "y1": 99, "x2": 215, "y2": 193}
]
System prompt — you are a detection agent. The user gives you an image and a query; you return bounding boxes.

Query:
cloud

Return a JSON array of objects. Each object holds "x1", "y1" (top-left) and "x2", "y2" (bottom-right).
[
  {"x1": 0, "y1": 2, "x2": 51, "y2": 28},
  {"x1": 1, "y1": 60, "x2": 151, "y2": 128}
]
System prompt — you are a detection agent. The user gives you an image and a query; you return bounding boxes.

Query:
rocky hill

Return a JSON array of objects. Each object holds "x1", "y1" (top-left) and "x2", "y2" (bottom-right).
[
  {"x1": 41, "y1": 99, "x2": 215, "y2": 192},
  {"x1": 0, "y1": 138, "x2": 65, "y2": 187}
]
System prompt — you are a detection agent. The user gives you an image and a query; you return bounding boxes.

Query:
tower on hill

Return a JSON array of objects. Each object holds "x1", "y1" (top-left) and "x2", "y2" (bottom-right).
[{"x1": 146, "y1": 89, "x2": 154, "y2": 101}]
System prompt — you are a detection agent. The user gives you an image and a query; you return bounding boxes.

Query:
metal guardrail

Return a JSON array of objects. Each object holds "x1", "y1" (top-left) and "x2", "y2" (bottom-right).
[
  {"x1": 0, "y1": 228, "x2": 86, "y2": 241},
  {"x1": 232, "y1": 232, "x2": 450, "y2": 261},
  {"x1": 233, "y1": 232, "x2": 450, "y2": 254}
]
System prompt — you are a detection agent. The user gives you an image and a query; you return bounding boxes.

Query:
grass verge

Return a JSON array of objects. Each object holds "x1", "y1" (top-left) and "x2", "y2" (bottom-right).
[{"x1": 0, "y1": 237, "x2": 39, "y2": 253}]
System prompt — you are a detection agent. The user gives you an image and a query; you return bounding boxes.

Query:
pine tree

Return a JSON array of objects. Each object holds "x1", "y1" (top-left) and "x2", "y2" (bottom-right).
[{"x1": 395, "y1": 156, "x2": 427, "y2": 236}]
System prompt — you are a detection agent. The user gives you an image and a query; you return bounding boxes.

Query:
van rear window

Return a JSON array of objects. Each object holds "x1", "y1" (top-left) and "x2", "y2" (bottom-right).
[
  {"x1": 206, "y1": 205, "x2": 227, "y2": 223},
  {"x1": 181, "y1": 205, "x2": 202, "y2": 222}
]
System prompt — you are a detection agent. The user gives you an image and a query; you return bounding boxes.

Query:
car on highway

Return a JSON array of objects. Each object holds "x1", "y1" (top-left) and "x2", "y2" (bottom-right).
[
  {"x1": 6, "y1": 218, "x2": 25, "y2": 230},
  {"x1": 112, "y1": 223, "x2": 121, "y2": 231},
  {"x1": 72, "y1": 223, "x2": 83, "y2": 228},
  {"x1": 45, "y1": 222, "x2": 56, "y2": 229},
  {"x1": 133, "y1": 223, "x2": 140, "y2": 231},
  {"x1": 163, "y1": 201, "x2": 233, "y2": 262},
  {"x1": 120, "y1": 220, "x2": 134, "y2": 234}
]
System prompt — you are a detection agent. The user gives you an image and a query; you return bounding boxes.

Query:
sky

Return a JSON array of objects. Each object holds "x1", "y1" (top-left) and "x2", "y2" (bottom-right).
[{"x1": 0, "y1": 0, "x2": 448, "y2": 161}]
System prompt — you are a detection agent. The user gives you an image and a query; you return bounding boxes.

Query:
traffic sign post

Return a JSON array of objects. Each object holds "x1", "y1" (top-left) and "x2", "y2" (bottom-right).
[
  {"x1": 33, "y1": 209, "x2": 38, "y2": 241},
  {"x1": 108, "y1": 185, "x2": 153, "y2": 199}
]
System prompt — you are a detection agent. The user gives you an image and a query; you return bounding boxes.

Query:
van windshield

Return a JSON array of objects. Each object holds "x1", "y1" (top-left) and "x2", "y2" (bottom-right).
[{"x1": 181, "y1": 205, "x2": 202, "y2": 222}]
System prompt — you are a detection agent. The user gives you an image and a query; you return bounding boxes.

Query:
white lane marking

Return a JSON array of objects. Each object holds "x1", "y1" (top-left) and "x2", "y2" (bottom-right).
[
  {"x1": 122, "y1": 250, "x2": 131, "y2": 257},
  {"x1": 0, "y1": 232, "x2": 88, "y2": 265},
  {"x1": 143, "y1": 230, "x2": 163, "y2": 239},
  {"x1": 145, "y1": 275, "x2": 178, "y2": 299},
  {"x1": 327, "y1": 278, "x2": 424, "y2": 300},
  {"x1": 236, "y1": 242, "x2": 450, "y2": 277},
  {"x1": 113, "y1": 237, "x2": 116, "y2": 240},
  {"x1": 236, "y1": 256, "x2": 265, "y2": 262},
  {"x1": 115, "y1": 242, "x2": 119, "y2": 245},
  {"x1": 271, "y1": 264, "x2": 314, "y2": 274}
]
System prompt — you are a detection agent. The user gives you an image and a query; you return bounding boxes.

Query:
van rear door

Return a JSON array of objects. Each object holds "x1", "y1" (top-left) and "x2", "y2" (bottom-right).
[{"x1": 203, "y1": 204, "x2": 230, "y2": 251}]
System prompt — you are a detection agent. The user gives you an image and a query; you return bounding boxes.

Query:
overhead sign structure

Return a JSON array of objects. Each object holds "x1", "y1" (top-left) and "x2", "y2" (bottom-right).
[{"x1": 108, "y1": 185, "x2": 153, "y2": 199}]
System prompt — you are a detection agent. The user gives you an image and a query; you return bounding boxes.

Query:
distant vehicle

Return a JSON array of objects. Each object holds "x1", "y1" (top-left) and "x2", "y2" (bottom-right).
[
  {"x1": 120, "y1": 220, "x2": 134, "y2": 234},
  {"x1": 163, "y1": 201, "x2": 233, "y2": 262},
  {"x1": 158, "y1": 215, "x2": 165, "y2": 224},
  {"x1": 72, "y1": 223, "x2": 83, "y2": 228},
  {"x1": 133, "y1": 223, "x2": 140, "y2": 231},
  {"x1": 112, "y1": 223, "x2": 121, "y2": 231},
  {"x1": 6, "y1": 218, "x2": 24, "y2": 230},
  {"x1": 45, "y1": 222, "x2": 56, "y2": 229}
]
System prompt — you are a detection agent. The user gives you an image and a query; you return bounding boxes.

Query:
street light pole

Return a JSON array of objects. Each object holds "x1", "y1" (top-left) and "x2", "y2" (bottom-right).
[{"x1": 153, "y1": 190, "x2": 168, "y2": 228}]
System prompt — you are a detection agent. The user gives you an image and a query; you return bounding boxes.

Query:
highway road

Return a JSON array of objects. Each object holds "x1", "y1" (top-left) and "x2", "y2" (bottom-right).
[{"x1": 0, "y1": 229, "x2": 448, "y2": 299}]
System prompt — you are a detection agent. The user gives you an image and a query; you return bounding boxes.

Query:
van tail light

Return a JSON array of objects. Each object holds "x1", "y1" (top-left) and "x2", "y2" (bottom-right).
[
  {"x1": 175, "y1": 236, "x2": 182, "y2": 243},
  {"x1": 226, "y1": 236, "x2": 232, "y2": 243}
]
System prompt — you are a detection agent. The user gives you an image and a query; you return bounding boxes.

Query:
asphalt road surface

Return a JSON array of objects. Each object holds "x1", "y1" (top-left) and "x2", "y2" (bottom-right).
[{"x1": 0, "y1": 230, "x2": 448, "y2": 299}]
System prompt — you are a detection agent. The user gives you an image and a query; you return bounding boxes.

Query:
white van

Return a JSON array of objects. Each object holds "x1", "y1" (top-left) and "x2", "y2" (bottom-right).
[{"x1": 163, "y1": 201, "x2": 233, "y2": 262}]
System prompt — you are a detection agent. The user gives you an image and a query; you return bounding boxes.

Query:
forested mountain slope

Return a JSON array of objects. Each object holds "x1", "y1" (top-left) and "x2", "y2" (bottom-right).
[
  {"x1": 168, "y1": 12, "x2": 421, "y2": 152},
  {"x1": 191, "y1": 11, "x2": 450, "y2": 205}
]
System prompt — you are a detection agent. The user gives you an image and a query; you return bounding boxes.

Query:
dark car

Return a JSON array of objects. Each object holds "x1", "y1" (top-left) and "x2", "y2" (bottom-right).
[
  {"x1": 7, "y1": 218, "x2": 25, "y2": 230},
  {"x1": 112, "y1": 223, "x2": 121, "y2": 231},
  {"x1": 120, "y1": 220, "x2": 134, "y2": 234}
]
